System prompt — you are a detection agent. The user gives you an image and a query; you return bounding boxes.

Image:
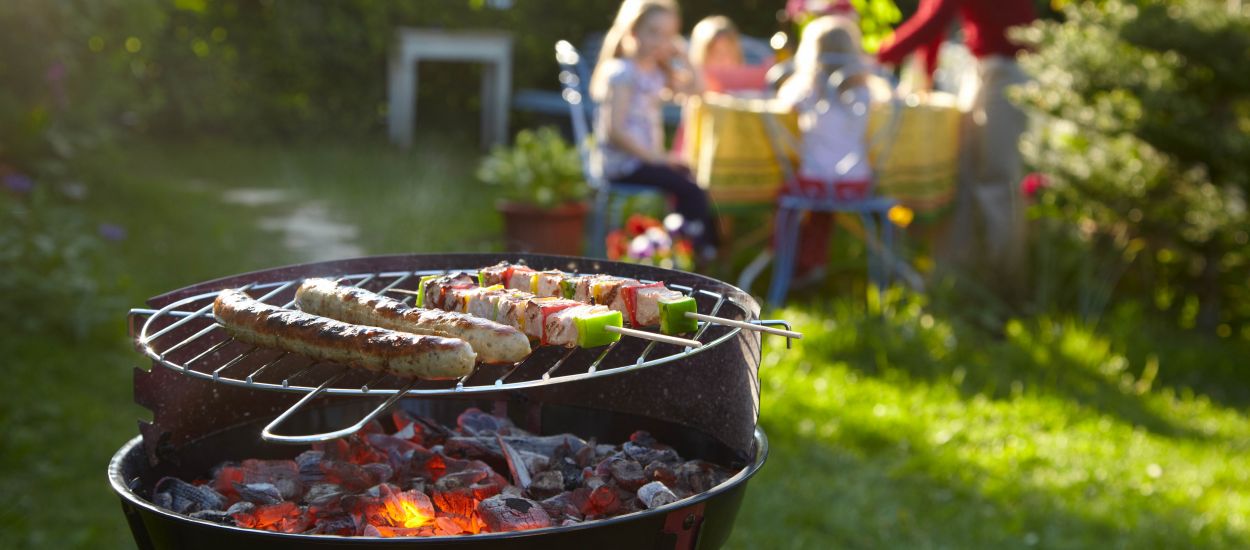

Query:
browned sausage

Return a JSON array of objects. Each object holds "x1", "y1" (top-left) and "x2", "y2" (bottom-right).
[
  {"x1": 295, "y1": 278, "x2": 531, "y2": 364},
  {"x1": 212, "y1": 289, "x2": 475, "y2": 379}
]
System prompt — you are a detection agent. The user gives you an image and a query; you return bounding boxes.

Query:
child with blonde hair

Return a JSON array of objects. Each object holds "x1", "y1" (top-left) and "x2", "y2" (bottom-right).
[
  {"x1": 689, "y1": 15, "x2": 743, "y2": 69},
  {"x1": 590, "y1": 0, "x2": 720, "y2": 258},
  {"x1": 775, "y1": 15, "x2": 876, "y2": 283},
  {"x1": 688, "y1": 15, "x2": 770, "y2": 94}
]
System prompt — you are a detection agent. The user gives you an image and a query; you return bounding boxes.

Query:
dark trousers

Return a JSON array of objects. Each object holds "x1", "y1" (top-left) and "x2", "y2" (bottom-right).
[{"x1": 613, "y1": 163, "x2": 720, "y2": 248}]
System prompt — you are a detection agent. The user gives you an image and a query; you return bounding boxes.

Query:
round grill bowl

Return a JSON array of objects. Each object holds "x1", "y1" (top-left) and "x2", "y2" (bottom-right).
[{"x1": 109, "y1": 398, "x2": 768, "y2": 550}]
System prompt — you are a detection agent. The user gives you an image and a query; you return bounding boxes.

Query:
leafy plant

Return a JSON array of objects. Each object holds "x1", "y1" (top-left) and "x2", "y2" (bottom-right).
[
  {"x1": 786, "y1": 0, "x2": 902, "y2": 53},
  {"x1": 1013, "y1": 0, "x2": 1250, "y2": 332},
  {"x1": 0, "y1": 183, "x2": 118, "y2": 340},
  {"x1": 475, "y1": 127, "x2": 587, "y2": 208}
]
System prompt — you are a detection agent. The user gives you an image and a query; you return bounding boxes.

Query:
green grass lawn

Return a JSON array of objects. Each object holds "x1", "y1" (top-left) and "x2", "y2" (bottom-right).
[
  {"x1": 2, "y1": 138, "x2": 1248, "y2": 548},
  {"x1": 728, "y1": 295, "x2": 1250, "y2": 549}
]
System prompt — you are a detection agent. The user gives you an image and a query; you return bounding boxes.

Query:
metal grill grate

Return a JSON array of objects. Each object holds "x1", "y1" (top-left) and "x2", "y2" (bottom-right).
[{"x1": 129, "y1": 266, "x2": 792, "y2": 443}]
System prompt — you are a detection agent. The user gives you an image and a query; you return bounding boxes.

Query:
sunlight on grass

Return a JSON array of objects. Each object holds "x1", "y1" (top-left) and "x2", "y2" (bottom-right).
[{"x1": 728, "y1": 295, "x2": 1250, "y2": 549}]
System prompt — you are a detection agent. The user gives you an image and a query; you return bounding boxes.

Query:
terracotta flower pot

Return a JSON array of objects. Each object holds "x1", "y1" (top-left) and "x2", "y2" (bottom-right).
[{"x1": 497, "y1": 200, "x2": 588, "y2": 256}]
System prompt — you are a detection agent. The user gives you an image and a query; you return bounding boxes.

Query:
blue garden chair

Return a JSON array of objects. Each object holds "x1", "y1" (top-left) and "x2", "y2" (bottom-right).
[{"x1": 555, "y1": 40, "x2": 668, "y2": 258}]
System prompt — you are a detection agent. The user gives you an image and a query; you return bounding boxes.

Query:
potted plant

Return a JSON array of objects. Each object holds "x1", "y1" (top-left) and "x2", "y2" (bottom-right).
[{"x1": 477, "y1": 127, "x2": 590, "y2": 255}]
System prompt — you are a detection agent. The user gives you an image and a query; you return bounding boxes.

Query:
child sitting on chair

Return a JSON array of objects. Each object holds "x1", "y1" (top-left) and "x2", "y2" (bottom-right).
[
  {"x1": 689, "y1": 15, "x2": 770, "y2": 94},
  {"x1": 774, "y1": 15, "x2": 875, "y2": 284},
  {"x1": 590, "y1": 0, "x2": 720, "y2": 260}
]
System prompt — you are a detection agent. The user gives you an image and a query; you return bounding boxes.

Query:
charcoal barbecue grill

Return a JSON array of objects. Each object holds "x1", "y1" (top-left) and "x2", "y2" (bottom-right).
[{"x1": 110, "y1": 253, "x2": 791, "y2": 549}]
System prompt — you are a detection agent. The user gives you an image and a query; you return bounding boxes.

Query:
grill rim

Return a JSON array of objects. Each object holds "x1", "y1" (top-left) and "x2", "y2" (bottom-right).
[
  {"x1": 131, "y1": 253, "x2": 766, "y2": 459},
  {"x1": 131, "y1": 270, "x2": 750, "y2": 397},
  {"x1": 108, "y1": 427, "x2": 769, "y2": 542}
]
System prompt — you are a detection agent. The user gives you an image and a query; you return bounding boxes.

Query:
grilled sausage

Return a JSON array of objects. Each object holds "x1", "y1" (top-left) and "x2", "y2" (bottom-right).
[
  {"x1": 294, "y1": 278, "x2": 532, "y2": 364},
  {"x1": 212, "y1": 289, "x2": 475, "y2": 379}
]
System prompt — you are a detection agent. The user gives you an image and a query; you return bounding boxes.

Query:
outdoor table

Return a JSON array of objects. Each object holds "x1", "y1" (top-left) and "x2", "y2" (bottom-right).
[{"x1": 387, "y1": 28, "x2": 513, "y2": 150}]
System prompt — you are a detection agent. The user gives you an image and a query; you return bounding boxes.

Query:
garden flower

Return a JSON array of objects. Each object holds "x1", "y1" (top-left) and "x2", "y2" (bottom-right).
[
  {"x1": 1021, "y1": 172, "x2": 1048, "y2": 199},
  {"x1": 98, "y1": 223, "x2": 127, "y2": 241},
  {"x1": 45, "y1": 61, "x2": 68, "y2": 109},
  {"x1": 630, "y1": 234, "x2": 656, "y2": 259},
  {"x1": 3, "y1": 173, "x2": 34, "y2": 194},
  {"x1": 663, "y1": 213, "x2": 684, "y2": 233},
  {"x1": 645, "y1": 226, "x2": 672, "y2": 249},
  {"x1": 607, "y1": 214, "x2": 695, "y2": 269},
  {"x1": 887, "y1": 205, "x2": 914, "y2": 228},
  {"x1": 626, "y1": 213, "x2": 660, "y2": 235}
]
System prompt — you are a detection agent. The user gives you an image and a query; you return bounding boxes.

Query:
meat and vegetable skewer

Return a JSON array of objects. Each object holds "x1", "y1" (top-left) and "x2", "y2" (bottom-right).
[
  {"x1": 294, "y1": 278, "x2": 530, "y2": 364},
  {"x1": 477, "y1": 263, "x2": 699, "y2": 335},
  {"x1": 477, "y1": 262, "x2": 802, "y2": 340},
  {"x1": 213, "y1": 289, "x2": 477, "y2": 379},
  {"x1": 409, "y1": 273, "x2": 701, "y2": 349}
]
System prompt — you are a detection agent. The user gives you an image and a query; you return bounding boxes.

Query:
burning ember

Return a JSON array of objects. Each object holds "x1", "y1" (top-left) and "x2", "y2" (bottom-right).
[{"x1": 151, "y1": 408, "x2": 733, "y2": 537}]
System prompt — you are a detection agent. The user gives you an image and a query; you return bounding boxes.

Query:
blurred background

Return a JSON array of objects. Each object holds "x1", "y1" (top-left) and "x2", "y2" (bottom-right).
[{"x1": 3, "y1": 0, "x2": 1250, "y2": 548}]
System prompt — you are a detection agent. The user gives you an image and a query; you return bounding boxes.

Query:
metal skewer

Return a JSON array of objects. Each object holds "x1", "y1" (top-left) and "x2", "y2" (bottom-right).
[
  {"x1": 384, "y1": 288, "x2": 785, "y2": 343},
  {"x1": 605, "y1": 325, "x2": 702, "y2": 348},
  {"x1": 684, "y1": 312, "x2": 803, "y2": 339},
  {"x1": 386, "y1": 289, "x2": 702, "y2": 347}
]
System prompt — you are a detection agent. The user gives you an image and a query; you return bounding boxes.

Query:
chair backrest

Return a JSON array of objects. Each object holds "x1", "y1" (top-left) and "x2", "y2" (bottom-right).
[
  {"x1": 555, "y1": 40, "x2": 600, "y2": 190},
  {"x1": 740, "y1": 35, "x2": 773, "y2": 66},
  {"x1": 765, "y1": 60, "x2": 796, "y2": 91},
  {"x1": 761, "y1": 55, "x2": 901, "y2": 198}
]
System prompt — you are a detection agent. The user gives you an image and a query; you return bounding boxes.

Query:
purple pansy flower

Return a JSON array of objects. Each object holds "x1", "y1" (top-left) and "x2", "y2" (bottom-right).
[
  {"x1": 3, "y1": 173, "x2": 34, "y2": 194},
  {"x1": 98, "y1": 223, "x2": 127, "y2": 242}
]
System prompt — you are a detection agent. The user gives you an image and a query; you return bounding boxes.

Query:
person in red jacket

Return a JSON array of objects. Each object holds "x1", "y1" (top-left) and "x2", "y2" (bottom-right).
[{"x1": 877, "y1": 0, "x2": 1037, "y2": 295}]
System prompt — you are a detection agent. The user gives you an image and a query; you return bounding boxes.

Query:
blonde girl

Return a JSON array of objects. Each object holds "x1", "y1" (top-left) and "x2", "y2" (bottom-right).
[
  {"x1": 689, "y1": 15, "x2": 744, "y2": 71},
  {"x1": 775, "y1": 15, "x2": 876, "y2": 281},
  {"x1": 590, "y1": 0, "x2": 719, "y2": 257}
]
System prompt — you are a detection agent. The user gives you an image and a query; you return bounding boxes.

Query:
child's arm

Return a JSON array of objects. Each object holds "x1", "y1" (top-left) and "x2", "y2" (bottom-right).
[
  {"x1": 602, "y1": 84, "x2": 666, "y2": 165},
  {"x1": 662, "y1": 39, "x2": 703, "y2": 97}
]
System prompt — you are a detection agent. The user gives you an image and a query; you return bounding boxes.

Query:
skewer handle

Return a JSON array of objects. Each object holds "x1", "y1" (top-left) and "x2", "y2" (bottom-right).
[
  {"x1": 605, "y1": 325, "x2": 703, "y2": 348},
  {"x1": 685, "y1": 312, "x2": 804, "y2": 339},
  {"x1": 385, "y1": 288, "x2": 421, "y2": 296}
]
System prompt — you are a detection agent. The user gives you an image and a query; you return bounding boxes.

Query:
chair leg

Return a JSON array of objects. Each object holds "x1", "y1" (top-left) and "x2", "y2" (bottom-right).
[
  {"x1": 858, "y1": 212, "x2": 875, "y2": 286},
  {"x1": 881, "y1": 209, "x2": 895, "y2": 289},
  {"x1": 767, "y1": 208, "x2": 804, "y2": 307},
  {"x1": 859, "y1": 212, "x2": 884, "y2": 301},
  {"x1": 737, "y1": 248, "x2": 773, "y2": 291},
  {"x1": 586, "y1": 189, "x2": 610, "y2": 257}
]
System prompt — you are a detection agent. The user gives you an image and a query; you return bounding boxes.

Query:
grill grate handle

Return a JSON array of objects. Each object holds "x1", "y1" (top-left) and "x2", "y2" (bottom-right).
[{"x1": 259, "y1": 373, "x2": 418, "y2": 444}]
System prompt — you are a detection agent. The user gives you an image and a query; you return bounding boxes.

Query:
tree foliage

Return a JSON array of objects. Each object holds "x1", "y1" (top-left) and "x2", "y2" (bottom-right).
[{"x1": 1014, "y1": 0, "x2": 1250, "y2": 331}]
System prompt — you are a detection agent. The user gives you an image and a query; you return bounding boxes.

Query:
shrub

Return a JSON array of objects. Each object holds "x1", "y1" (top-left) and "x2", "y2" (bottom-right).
[
  {"x1": 0, "y1": 183, "x2": 118, "y2": 340},
  {"x1": 1014, "y1": 0, "x2": 1250, "y2": 331}
]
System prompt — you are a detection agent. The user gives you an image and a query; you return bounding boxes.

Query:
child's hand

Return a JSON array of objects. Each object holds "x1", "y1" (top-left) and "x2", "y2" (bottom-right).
[
  {"x1": 647, "y1": 152, "x2": 688, "y2": 171},
  {"x1": 667, "y1": 158, "x2": 691, "y2": 172}
]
